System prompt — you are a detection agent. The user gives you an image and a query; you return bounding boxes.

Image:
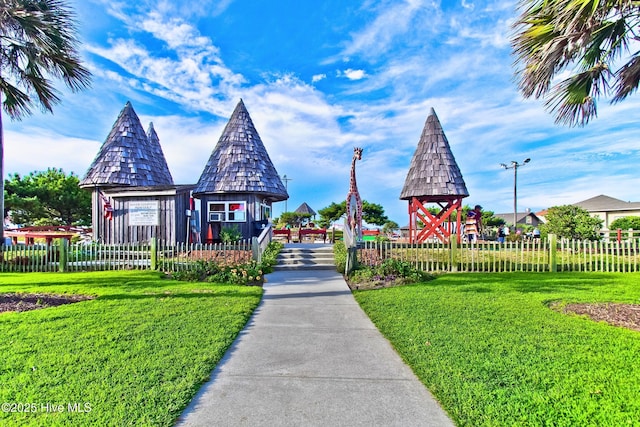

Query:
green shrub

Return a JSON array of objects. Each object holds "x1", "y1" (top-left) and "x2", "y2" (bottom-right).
[
  {"x1": 347, "y1": 258, "x2": 433, "y2": 288},
  {"x1": 217, "y1": 260, "x2": 265, "y2": 285},
  {"x1": 374, "y1": 234, "x2": 390, "y2": 243},
  {"x1": 260, "y1": 240, "x2": 283, "y2": 273},
  {"x1": 220, "y1": 225, "x2": 243, "y2": 243},
  {"x1": 334, "y1": 241, "x2": 347, "y2": 273},
  {"x1": 170, "y1": 260, "x2": 222, "y2": 282},
  {"x1": 167, "y1": 241, "x2": 282, "y2": 284}
]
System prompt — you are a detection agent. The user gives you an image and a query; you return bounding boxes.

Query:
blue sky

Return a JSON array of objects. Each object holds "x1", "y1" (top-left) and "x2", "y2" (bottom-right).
[{"x1": 5, "y1": 0, "x2": 640, "y2": 225}]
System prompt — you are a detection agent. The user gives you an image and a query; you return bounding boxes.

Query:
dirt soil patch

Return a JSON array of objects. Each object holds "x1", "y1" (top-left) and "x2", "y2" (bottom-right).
[
  {"x1": 559, "y1": 303, "x2": 640, "y2": 332},
  {"x1": 0, "y1": 293, "x2": 94, "y2": 313}
]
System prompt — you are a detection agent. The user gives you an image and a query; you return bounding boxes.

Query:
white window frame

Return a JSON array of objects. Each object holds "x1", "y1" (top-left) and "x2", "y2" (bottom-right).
[{"x1": 207, "y1": 201, "x2": 247, "y2": 223}]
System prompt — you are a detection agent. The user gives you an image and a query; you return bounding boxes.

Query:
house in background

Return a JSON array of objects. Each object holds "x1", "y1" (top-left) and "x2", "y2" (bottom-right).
[
  {"x1": 193, "y1": 99, "x2": 288, "y2": 242},
  {"x1": 80, "y1": 102, "x2": 193, "y2": 244},
  {"x1": 572, "y1": 195, "x2": 640, "y2": 230},
  {"x1": 493, "y1": 210, "x2": 543, "y2": 228}
]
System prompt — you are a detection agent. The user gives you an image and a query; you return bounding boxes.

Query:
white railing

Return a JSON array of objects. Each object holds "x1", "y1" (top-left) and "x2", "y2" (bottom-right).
[{"x1": 252, "y1": 222, "x2": 273, "y2": 263}]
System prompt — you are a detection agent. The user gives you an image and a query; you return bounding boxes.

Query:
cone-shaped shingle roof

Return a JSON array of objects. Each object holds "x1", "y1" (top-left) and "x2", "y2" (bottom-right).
[
  {"x1": 400, "y1": 108, "x2": 468, "y2": 200},
  {"x1": 294, "y1": 202, "x2": 317, "y2": 215},
  {"x1": 145, "y1": 122, "x2": 174, "y2": 185},
  {"x1": 193, "y1": 99, "x2": 288, "y2": 201},
  {"x1": 80, "y1": 102, "x2": 174, "y2": 188}
]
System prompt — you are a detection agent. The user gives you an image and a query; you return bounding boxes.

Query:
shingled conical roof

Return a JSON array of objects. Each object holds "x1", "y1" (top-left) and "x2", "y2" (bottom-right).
[
  {"x1": 400, "y1": 108, "x2": 468, "y2": 200},
  {"x1": 145, "y1": 122, "x2": 174, "y2": 185},
  {"x1": 294, "y1": 202, "x2": 317, "y2": 216},
  {"x1": 193, "y1": 99, "x2": 288, "y2": 201},
  {"x1": 80, "y1": 102, "x2": 174, "y2": 188}
]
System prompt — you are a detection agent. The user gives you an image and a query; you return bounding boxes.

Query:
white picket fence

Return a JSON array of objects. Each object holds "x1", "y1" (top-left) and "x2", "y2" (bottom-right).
[
  {"x1": 357, "y1": 235, "x2": 640, "y2": 273},
  {"x1": 0, "y1": 239, "x2": 255, "y2": 273}
]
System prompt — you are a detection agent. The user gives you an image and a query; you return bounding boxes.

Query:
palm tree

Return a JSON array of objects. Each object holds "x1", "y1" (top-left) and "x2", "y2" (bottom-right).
[
  {"x1": 512, "y1": 1, "x2": 640, "y2": 127},
  {"x1": 0, "y1": 0, "x2": 91, "y2": 244}
]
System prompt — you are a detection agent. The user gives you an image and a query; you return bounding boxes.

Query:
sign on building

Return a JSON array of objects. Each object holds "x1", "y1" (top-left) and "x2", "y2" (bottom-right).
[{"x1": 129, "y1": 201, "x2": 160, "y2": 226}]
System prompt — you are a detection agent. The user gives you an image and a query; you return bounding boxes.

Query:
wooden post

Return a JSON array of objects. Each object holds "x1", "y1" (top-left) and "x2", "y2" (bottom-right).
[
  {"x1": 150, "y1": 237, "x2": 158, "y2": 270},
  {"x1": 450, "y1": 233, "x2": 458, "y2": 272},
  {"x1": 58, "y1": 239, "x2": 68, "y2": 273},
  {"x1": 252, "y1": 237, "x2": 260, "y2": 262},
  {"x1": 549, "y1": 234, "x2": 557, "y2": 272}
]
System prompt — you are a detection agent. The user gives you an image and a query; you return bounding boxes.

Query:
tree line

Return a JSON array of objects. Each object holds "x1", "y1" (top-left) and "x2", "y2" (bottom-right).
[{"x1": 3, "y1": 168, "x2": 91, "y2": 227}]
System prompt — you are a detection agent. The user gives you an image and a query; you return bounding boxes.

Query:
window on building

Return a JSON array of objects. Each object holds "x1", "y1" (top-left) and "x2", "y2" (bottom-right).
[{"x1": 208, "y1": 201, "x2": 246, "y2": 222}]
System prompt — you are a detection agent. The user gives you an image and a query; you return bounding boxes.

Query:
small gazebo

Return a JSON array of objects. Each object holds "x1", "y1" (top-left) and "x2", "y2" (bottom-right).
[
  {"x1": 400, "y1": 108, "x2": 468, "y2": 243},
  {"x1": 294, "y1": 202, "x2": 317, "y2": 218}
]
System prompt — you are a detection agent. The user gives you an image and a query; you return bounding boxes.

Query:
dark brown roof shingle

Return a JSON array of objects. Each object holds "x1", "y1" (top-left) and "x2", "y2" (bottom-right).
[
  {"x1": 80, "y1": 102, "x2": 174, "y2": 188},
  {"x1": 193, "y1": 99, "x2": 288, "y2": 201},
  {"x1": 294, "y1": 202, "x2": 317, "y2": 215},
  {"x1": 400, "y1": 108, "x2": 468, "y2": 200}
]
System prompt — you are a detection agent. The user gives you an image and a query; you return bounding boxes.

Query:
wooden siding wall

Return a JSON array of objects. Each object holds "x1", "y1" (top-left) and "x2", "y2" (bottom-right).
[
  {"x1": 91, "y1": 190, "x2": 191, "y2": 244},
  {"x1": 198, "y1": 193, "x2": 269, "y2": 241}
]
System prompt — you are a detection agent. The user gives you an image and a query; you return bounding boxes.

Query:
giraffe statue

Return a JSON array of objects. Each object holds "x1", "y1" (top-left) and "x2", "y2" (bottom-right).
[{"x1": 346, "y1": 147, "x2": 363, "y2": 241}]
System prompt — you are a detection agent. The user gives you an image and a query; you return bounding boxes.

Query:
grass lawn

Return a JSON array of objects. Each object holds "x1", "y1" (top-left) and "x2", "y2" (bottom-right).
[
  {"x1": 353, "y1": 272, "x2": 640, "y2": 427},
  {"x1": 0, "y1": 271, "x2": 262, "y2": 427}
]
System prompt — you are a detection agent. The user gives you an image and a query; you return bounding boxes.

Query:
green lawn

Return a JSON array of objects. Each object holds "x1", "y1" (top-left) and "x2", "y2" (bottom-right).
[
  {"x1": 353, "y1": 272, "x2": 640, "y2": 427},
  {"x1": 0, "y1": 271, "x2": 262, "y2": 427}
]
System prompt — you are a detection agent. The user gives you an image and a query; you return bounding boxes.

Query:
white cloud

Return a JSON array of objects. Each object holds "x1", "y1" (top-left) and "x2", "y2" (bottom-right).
[
  {"x1": 461, "y1": 0, "x2": 475, "y2": 10},
  {"x1": 340, "y1": 69, "x2": 367, "y2": 80},
  {"x1": 85, "y1": 12, "x2": 244, "y2": 115},
  {"x1": 337, "y1": 0, "x2": 434, "y2": 60},
  {"x1": 312, "y1": 74, "x2": 326, "y2": 83},
  {"x1": 4, "y1": 129, "x2": 98, "y2": 177}
]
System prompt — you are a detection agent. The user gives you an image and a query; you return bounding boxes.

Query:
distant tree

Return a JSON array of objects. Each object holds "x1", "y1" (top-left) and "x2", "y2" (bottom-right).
[
  {"x1": 4, "y1": 168, "x2": 91, "y2": 226},
  {"x1": 0, "y1": 0, "x2": 91, "y2": 241},
  {"x1": 279, "y1": 212, "x2": 312, "y2": 228},
  {"x1": 541, "y1": 205, "x2": 602, "y2": 240},
  {"x1": 512, "y1": 0, "x2": 640, "y2": 126},
  {"x1": 317, "y1": 200, "x2": 389, "y2": 228},
  {"x1": 382, "y1": 220, "x2": 399, "y2": 236},
  {"x1": 609, "y1": 216, "x2": 640, "y2": 231},
  {"x1": 362, "y1": 201, "x2": 389, "y2": 226},
  {"x1": 482, "y1": 211, "x2": 505, "y2": 228},
  {"x1": 317, "y1": 202, "x2": 344, "y2": 228}
]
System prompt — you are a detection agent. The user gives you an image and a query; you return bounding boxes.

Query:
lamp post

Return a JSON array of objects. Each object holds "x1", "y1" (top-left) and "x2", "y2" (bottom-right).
[
  {"x1": 500, "y1": 158, "x2": 531, "y2": 231},
  {"x1": 281, "y1": 174, "x2": 292, "y2": 213}
]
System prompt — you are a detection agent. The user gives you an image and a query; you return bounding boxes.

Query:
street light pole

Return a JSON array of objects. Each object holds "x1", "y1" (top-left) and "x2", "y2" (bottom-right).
[
  {"x1": 500, "y1": 158, "x2": 531, "y2": 231},
  {"x1": 281, "y1": 174, "x2": 292, "y2": 213}
]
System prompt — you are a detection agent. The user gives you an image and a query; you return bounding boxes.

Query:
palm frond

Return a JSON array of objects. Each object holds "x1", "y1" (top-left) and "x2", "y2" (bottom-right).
[
  {"x1": 511, "y1": 0, "x2": 639, "y2": 126},
  {"x1": 0, "y1": 0, "x2": 91, "y2": 120},
  {"x1": 613, "y1": 53, "x2": 640, "y2": 101},
  {"x1": 545, "y1": 62, "x2": 610, "y2": 126}
]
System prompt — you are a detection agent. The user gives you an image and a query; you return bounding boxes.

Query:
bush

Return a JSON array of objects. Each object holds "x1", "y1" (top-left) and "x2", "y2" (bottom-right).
[
  {"x1": 347, "y1": 258, "x2": 433, "y2": 289},
  {"x1": 168, "y1": 241, "x2": 283, "y2": 284},
  {"x1": 209, "y1": 260, "x2": 265, "y2": 285},
  {"x1": 170, "y1": 260, "x2": 222, "y2": 282},
  {"x1": 220, "y1": 225, "x2": 243, "y2": 243},
  {"x1": 260, "y1": 241, "x2": 283, "y2": 273},
  {"x1": 334, "y1": 241, "x2": 347, "y2": 273},
  {"x1": 374, "y1": 234, "x2": 390, "y2": 243}
]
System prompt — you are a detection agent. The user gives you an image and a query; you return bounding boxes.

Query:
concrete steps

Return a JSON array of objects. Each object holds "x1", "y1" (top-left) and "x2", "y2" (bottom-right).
[{"x1": 274, "y1": 244, "x2": 336, "y2": 271}]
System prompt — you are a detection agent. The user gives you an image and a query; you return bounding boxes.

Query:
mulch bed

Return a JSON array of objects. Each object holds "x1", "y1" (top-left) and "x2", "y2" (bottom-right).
[
  {"x1": 561, "y1": 302, "x2": 640, "y2": 332},
  {"x1": 0, "y1": 293, "x2": 94, "y2": 313}
]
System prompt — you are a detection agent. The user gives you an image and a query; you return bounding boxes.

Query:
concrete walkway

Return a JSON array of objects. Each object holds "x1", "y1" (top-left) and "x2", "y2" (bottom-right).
[{"x1": 176, "y1": 270, "x2": 455, "y2": 427}]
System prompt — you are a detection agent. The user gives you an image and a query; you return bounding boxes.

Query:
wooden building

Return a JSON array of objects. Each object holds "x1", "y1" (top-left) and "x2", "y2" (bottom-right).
[
  {"x1": 400, "y1": 108, "x2": 469, "y2": 243},
  {"x1": 193, "y1": 99, "x2": 288, "y2": 242},
  {"x1": 80, "y1": 102, "x2": 193, "y2": 244}
]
